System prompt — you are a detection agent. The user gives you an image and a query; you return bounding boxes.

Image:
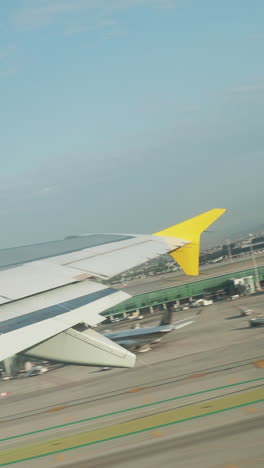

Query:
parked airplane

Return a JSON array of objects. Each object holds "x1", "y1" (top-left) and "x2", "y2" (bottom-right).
[
  {"x1": 0, "y1": 209, "x2": 225, "y2": 368},
  {"x1": 102, "y1": 309, "x2": 196, "y2": 352}
]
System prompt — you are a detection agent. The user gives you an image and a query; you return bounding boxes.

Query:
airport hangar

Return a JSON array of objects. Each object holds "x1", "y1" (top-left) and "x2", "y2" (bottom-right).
[{"x1": 103, "y1": 261, "x2": 264, "y2": 321}]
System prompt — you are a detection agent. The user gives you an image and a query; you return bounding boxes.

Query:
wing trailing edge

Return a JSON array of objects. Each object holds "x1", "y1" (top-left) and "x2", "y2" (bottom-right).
[{"x1": 24, "y1": 328, "x2": 136, "y2": 368}]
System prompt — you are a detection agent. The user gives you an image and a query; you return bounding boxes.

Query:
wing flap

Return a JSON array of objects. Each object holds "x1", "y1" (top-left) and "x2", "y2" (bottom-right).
[
  {"x1": 24, "y1": 328, "x2": 136, "y2": 368},
  {"x1": 0, "y1": 281, "x2": 130, "y2": 363}
]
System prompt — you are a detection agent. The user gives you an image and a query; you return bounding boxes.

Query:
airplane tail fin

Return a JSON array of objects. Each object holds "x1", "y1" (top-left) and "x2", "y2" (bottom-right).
[
  {"x1": 154, "y1": 209, "x2": 226, "y2": 276},
  {"x1": 159, "y1": 308, "x2": 173, "y2": 326}
]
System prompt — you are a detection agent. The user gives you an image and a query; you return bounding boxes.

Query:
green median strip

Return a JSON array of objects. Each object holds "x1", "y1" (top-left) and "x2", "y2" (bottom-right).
[
  {"x1": 1, "y1": 388, "x2": 264, "y2": 466},
  {"x1": 1, "y1": 377, "x2": 264, "y2": 443}
]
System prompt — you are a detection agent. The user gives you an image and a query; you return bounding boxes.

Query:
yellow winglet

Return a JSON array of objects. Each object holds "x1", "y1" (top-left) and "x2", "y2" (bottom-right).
[{"x1": 153, "y1": 209, "x2": 226, "y2": 276}]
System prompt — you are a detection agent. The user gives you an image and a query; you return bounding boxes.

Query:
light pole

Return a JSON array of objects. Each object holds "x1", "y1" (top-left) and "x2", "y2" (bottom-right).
[
  {"x1": 248, "y1": 234, "x2": 261, "y2": 291},
  {"x1": 226, "y1": 240, "x2": 233, "y2": 263}
]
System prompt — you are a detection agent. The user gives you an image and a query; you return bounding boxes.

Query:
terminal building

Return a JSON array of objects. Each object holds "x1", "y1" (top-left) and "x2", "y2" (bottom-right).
[{"x1": 104, "y1": 265, "x2": 264, "y2": 322}]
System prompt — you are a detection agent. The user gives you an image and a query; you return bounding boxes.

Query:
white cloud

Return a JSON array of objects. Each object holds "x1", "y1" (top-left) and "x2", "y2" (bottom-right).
[
  {"x1": 11, "y1": 0, "x2": 178, "y2": 30},
  {"x1": 231, "y1": 83, "x2": 264, "y2": 95},
  {"x1": 65, "y1": 25, "x2": 90, "y2": 35},
  {"x1": 183, "y1": 105, "x2": 200, "y2": 112},
  {"x1": 100, "y1": 18, "x2": 117, "y2": 26},
  {"x1": 12, "y1": 0, "x2": 84, "y2": 29},
  {"x1": 36, "y1": 185, "x2": 57, "y2": 197},
  {"x1": 65, "y1": 17, "x2": 117, "y2": 35}
]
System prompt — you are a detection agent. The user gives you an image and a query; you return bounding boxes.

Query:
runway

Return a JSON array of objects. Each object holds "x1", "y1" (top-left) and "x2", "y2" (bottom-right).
[
  {"x1": 62, "y1": 416, "x2": 264, "y2": 468},
  {"x1": 0, "y1": 295, "x2": 264, "y2": 466}
]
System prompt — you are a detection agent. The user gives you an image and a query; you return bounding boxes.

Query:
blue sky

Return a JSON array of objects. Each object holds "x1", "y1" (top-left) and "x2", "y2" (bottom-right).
[{"x1": 0, "y1": 0, "x2": 264, "y2": 247}]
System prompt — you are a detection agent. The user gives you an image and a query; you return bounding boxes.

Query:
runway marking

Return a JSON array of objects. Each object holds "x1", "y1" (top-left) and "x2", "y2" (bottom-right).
[
  {"x1": 46, "y1": 406, "x2": 65, "y2": 413},
  {"x1": 1, "y1": 377, "x2": 264, "y2": 444},
  {"x1": 186, "y1": 372, "x2": 207, "y2": 379},
  {"x1": 224, "y1": 465, "x2": 239, "y2": 468},
  {"x1": 142, "y1": 397, "x2": 152, "y2": 404},
  {"x1": 54, "y1": 454, "x2": 65, "y2": 462},
  {"x1": 228, "y1": 378, "x2": 237, "y2": 384},
  {"x1": 244, "y1": 406, "x2": 258, "y2": 414},
  {"x1": 1, "y1": 388, "x2": 264, "y2": 466},
  {"x1": 255, "y1": 360, "x2": 264, "y2": 368},
  {"x1": 151, "y1": 430, "x2": 163, "y2": 438}
]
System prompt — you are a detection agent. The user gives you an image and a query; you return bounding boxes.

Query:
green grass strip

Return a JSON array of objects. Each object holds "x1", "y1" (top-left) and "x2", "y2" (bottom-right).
[
  {"x1": 1, "y1": 397, "x2": 264, "y2": 466},
  {"x1": 1, "y1": 377, "x2": 264, "y2": 443}
]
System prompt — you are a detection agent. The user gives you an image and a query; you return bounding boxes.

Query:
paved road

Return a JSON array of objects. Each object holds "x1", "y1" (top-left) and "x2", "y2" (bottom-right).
[{"x1": 0, "y1": 295, "x2": 264, "y2": 467}]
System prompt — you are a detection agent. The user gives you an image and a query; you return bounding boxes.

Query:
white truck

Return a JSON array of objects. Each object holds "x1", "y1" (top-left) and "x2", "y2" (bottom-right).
[{"x1": 191, "y1": 299, "x2": 213, "y2": 307}]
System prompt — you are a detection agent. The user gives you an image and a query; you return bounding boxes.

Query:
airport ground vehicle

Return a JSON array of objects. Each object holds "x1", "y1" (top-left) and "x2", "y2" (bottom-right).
[{"x1": 249, "y1": 316, "x2": 264, "y2": 327}]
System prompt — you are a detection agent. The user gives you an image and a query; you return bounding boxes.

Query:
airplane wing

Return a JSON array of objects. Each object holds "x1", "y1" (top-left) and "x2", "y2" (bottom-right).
[
  {"x1": 0, "y1": 209, "x2": 225, "y2": 368},
  {"x1": 171, "y1": 318, "x2": 194, "y2": 330},
  {"x1": 102, "y1": 317, "x2": 195, "y2": 350}
]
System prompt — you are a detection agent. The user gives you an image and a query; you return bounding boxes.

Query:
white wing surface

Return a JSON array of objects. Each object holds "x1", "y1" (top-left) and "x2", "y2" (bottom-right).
[
  {"x1": 0, "y1": 234, "x2": 187, "y2": 304},
  {"x1": 0, "y1": 209, "x2": 225, "y2": 367},
  {"x1": 0, "y1": 280, "x2": 135, "y2": 367}
]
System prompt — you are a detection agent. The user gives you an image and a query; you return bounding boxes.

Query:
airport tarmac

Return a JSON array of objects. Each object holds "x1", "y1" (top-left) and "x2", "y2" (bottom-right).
[
  {"x1": 121, "y1": 254, "x2": 264, "y2": 295},
  {"x1": 0, "y1": 295, "x2": 264, "y2": 467}
]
